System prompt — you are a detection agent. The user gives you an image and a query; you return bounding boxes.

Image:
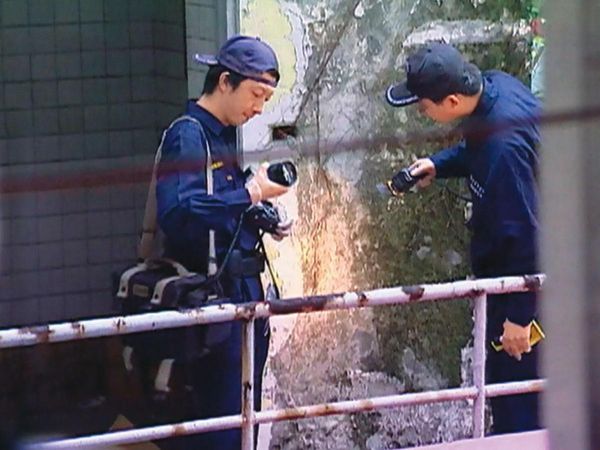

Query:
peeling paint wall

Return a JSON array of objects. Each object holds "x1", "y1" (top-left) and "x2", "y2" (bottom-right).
[
  {"x1": 241, "y1": 0, "x2": 308, "y2": 151},
  {"x1": 240, "y1": 1, "x2": 535, "y2": 448}
]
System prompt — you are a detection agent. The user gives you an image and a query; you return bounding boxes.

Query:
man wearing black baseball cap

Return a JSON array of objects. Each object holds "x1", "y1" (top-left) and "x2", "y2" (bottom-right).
[
  {"x1": 152, "y1": 35, "x2": 291, "y2": 449},
  {"x1": 385, "y1": 42, "x2": 542, "y2": 434},
  {"x1": 386, "y1": 42, "x2": 483, "y2": 119}
]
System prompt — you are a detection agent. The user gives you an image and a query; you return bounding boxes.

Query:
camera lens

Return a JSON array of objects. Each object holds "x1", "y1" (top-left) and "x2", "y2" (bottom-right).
[{"x1": 267, "y1": 161, "x2": 298, "y2": 187}]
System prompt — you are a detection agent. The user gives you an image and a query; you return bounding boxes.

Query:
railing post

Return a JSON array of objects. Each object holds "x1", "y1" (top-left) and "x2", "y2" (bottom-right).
[
  {"x1": 472, "y1": 292, "x2": 487, "y2": 438},
  {"x1": 241, "y1": 318, "x2": 255, "y2": 450}
]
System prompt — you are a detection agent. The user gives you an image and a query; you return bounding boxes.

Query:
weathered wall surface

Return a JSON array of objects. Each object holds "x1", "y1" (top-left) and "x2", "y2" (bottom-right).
[{"x1": 241, "y1": 1, "x2": 534, "y2": 448}]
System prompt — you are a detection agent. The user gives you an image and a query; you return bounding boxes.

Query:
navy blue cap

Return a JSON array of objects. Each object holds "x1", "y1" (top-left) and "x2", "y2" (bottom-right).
[
  {"x1": 194, "y1": 35, "x2": 279, "y2": 88},
  {"x1": 386, "y1": 42, "x2": 477, "y2": 107}
]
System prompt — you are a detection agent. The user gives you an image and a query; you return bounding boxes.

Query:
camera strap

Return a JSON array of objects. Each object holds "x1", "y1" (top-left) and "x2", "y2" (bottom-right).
[
  {"x1": 138, "y1": 115, "x2": 218, "y2": 277},
  {"x1": 257, "y1": 234, "x2": 281, "y2": 299}
]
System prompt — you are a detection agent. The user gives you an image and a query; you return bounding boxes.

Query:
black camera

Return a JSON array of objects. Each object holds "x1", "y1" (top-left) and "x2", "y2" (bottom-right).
[
  {"x1": 245, "y1": 201, "x2": 281, "y2": 234},
  {"x1": 267, "y1": 161, "x2": 298, "y2": 187},
  {"x1": 376, "y1": 168, "x2": 425, "y2": 197},
  {"x1": 242, "y1": 161, "x2": 296, "y2": 233}
]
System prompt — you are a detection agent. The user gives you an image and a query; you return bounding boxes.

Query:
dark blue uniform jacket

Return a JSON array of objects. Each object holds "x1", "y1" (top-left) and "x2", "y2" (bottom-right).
[
  {"x1": 430, "y1": 71, "x2": 541, "y2": 325},
  {"x1": 154, "y1": 101, "x2": 269, "y2": 449},
  {"x1": 156, "y1": 100, "x2": 261, "y2": 302}
]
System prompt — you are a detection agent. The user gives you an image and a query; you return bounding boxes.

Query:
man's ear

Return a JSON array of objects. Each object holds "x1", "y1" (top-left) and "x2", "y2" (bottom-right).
[
  {"x1": 218, "y1": 71, "x2": 231, "y2": 92},
  {"x1": 446, "y1": 94, "x2": 461, "y2": 108}
]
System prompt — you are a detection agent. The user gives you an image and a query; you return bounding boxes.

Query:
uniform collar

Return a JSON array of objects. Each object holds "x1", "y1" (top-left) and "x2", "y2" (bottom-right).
[
  {"x1": 185, "y1": 99, "x2": 227, "y2": 136},
  {"x1": 472, "y1": 74, "x2": 498, "y2": 117},
  {"x1": 459, "y1": 75, "x2": 499, "y2": 140}
]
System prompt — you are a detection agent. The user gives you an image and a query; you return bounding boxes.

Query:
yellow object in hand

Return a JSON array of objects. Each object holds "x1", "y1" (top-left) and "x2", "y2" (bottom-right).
[{"x1": 491, "y1": 319, "x2": 545, "y2": 352}]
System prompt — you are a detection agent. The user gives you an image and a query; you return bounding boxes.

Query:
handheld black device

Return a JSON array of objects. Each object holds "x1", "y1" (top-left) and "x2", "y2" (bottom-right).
[{"x1": 376, "y1": 168, "x2": 426, "y2": 197}]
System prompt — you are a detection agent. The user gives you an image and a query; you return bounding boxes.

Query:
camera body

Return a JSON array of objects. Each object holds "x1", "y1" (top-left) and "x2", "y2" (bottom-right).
[
  {"x1": 245, "y1": 201, "x2": 281, "y2": 234},
  {"x1": 377, "y1": 167, "x2": 425, "y2": 197},
  {"x1": 391, "y1": 168, "x2": 423, "y2": 193},
  {"x1": 243, "y1": 161, "x2": 296, "y2": 233}
]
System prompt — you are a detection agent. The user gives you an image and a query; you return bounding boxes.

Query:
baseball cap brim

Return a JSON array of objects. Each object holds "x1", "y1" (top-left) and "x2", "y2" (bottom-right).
[
  {"x1": 194, "y1": 53, "x2": 218, "y2": 66},
  {"x1": 192, "y1": 51, "x2": 278, "y2": 88},
  {"x1": 386, "y1": 82, "x2": 419, "y2": 107}
]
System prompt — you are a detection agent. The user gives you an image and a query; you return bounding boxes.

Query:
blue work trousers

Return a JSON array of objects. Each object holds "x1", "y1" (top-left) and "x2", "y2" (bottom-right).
[
  {"x1": 486, "y1": 294, "x2": 540, "y2": 434},
  {"x1": 161, "y1": 317, "x2": 270, "y2": 449}
]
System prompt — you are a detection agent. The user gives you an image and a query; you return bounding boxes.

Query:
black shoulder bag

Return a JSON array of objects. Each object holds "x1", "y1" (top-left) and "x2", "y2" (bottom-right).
[{"x1": 112, "y1": 115, "x2": 240, "y2": 368}]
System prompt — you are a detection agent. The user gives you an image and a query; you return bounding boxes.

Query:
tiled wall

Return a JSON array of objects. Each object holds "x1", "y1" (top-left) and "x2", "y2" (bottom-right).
[
  {"x1": 0, "y1": 0, "x2": 227, "y2": 327},
  {"x1": 185, "y1": 0, "x2": 226, "y2": 96}
]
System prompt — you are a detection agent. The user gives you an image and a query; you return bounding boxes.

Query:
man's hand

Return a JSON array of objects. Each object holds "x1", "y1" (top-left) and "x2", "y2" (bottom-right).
[
  {"x1": 271, "y1": 218, "x2": 293, "y2": 241},
  {"x1": 246, "y1": 163, "x2": 290, "y2": 203},
  {"x1": 408, "y1": 158, "x2": 436, "y2": 188},
  {"x1": 501, "y1": 319, "x2": 532, "y2": 361}
]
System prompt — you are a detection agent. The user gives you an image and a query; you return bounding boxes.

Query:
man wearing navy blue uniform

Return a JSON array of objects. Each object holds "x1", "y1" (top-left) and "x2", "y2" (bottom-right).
[
  {"x1": 156, "y1": 35, "x2": 291, "y2": 449},
  {"x1": 385, "y1": 43, "x2": 541, "y2": 434}
]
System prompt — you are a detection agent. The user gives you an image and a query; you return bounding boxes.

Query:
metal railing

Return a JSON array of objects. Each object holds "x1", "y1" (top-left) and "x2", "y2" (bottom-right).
[{"x1": 1, "y1": 274, "x2": 545, "y2": 449}]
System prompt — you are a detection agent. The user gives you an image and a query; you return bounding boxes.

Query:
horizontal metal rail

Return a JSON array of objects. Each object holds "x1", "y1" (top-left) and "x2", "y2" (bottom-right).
[
  {"x1": 485, "y1": 379, "x2": 547, "y2": 397},
  {"x1": 257, "y1": 379, "x2": 547, "y2": 423},
  {"x1": 8, "y1": 275, "x2": 545, "y2": 449},
  {"x1": 29, "y1": 414, "x2": 243, "y2": 449},
  {"x1": 28, "y1": 380, "x2": 546, "y2": 449},
  {"x1": 1, "y1": 275, "x2": 544, "y2": 349}
]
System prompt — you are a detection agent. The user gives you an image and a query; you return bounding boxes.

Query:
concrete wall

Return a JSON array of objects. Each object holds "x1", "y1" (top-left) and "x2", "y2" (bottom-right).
[{"x1": 239, "y1": 1, "x2": 535, "y2": 448}]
